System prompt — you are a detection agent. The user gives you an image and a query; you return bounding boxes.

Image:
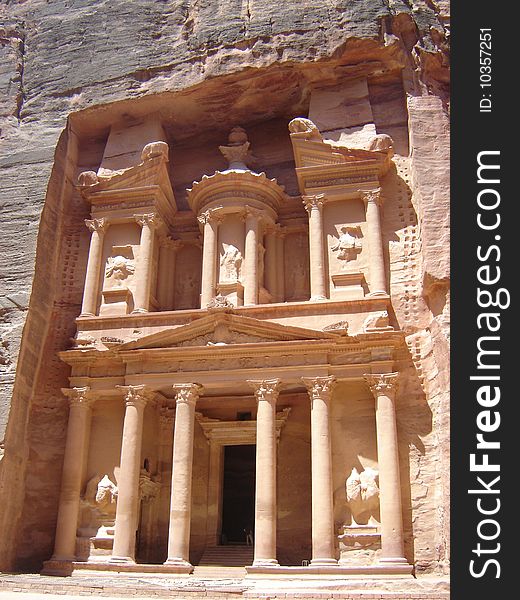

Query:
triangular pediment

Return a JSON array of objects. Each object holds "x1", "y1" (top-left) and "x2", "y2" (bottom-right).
[{"x1": 118, "y1": 312, "x2": 340, "y2": 351}]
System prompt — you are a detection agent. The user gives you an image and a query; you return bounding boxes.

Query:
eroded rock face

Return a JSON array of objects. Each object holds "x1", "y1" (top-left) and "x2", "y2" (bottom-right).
[{"x1": 0, "y1": 0, "x2": 449, "y2": 577}]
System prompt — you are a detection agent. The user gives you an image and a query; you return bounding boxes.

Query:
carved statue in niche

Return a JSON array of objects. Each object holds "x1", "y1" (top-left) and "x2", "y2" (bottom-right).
[
  {"x1": 81, "y1": 474, "x2": 118, "y2": 538},
  {"x1": 331, "y1": 226, "x2": 363, "y2": 266},
  {"x1": 220, "y1": 243, "x2": 242, "y2": 282},
  {"x1": 104, "y1": 255, "x2": 135, "y2": 287},
  {"x1": 345, "y1": 467, "x2": 380, "y2": 526}
]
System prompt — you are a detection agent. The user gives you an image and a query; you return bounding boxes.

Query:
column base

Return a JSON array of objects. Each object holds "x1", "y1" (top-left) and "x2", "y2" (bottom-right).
[
  {"x1": 78, "y1": 312, "x2": 95, "y2": 318},
  {"x1": 310, "y1": 295, "x2": 327, "y2": 302},
  {"x1": 252, "y1": 558, "x2": 279, "y2": 568},
  {"x1": 367, "y1": 290, "x2": 388, "y2": 297},
  {"x1": 379, "y1": 556, "x2": 410, "y2": 565},
  {"x1": 310, "y1": 557, "x2": 338, "y2": 566},
  {"x1": 41, "y1": 559, "x2": 74, "y2": 576},
  {"x1": 164, "y1": 557, "x2": 192, "y2": 567},
  {"x1": 131, "y1": 308, "x2": 149, "y2": 314},
  {"x1": 108, "y1": 555, "x2": 136, "y2": 565}
]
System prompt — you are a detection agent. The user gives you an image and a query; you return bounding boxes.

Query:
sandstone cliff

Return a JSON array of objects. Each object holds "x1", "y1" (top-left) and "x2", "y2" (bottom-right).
[{"x1": 0, "y1": 0, "x2": 449, "y2": 573}]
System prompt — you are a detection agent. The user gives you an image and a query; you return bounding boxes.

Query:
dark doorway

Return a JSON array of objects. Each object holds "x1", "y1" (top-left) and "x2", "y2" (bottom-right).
[{"x1": 221, "y1": 445, "x2": 256, "y2": 544}]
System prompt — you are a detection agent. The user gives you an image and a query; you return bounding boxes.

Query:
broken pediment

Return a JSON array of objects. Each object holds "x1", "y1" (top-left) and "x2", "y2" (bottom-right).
[
  {"x1": 287, "y1": 117, "x2": 393, "y2": 197},
  {"x1": 78, "y1": 141, "x2": 177, "y2": 226},
  {"x1": 117, "y1": 312, "x2": 341, "y2": 351}
]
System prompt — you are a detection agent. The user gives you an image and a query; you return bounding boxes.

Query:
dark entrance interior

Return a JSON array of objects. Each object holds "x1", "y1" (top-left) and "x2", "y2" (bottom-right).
[{"x1": 221, "y1": 444, "x2": 256, "y2": 544}]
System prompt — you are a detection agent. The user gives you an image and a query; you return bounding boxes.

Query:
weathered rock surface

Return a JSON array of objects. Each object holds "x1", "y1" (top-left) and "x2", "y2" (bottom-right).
[{"x1": 0, "y1": 0, "x2": 449, "y2": 577}]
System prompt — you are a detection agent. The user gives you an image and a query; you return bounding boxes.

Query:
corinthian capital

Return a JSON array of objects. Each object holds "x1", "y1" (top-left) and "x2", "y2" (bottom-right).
[
  {"x1": 361, "y1": 189, "x2": 382, "y2": 207},
  {"x1": 248, "y1": 379, "x2": 282, "y2": 402},
  {"x1": 62, "y1": 386, "x2": 95, "y2": 408},
  {"x1": 302, "y1": 375, "x2": 336, "y2": 401},
  {"x1": 85, "y1": 218, "x2": 107, "y2": 234},
  {"x1": 116, "y1": 384, "x2": 153, "y2": 408},
  {"x1": 302, "y1": 194, "x2": 325, "y2": 215},
  {"x1": 364, "y1": 372, "x2": 399, "y2": 398},
  {"x1": 197, "y1": 209, "x2": 223, "y2": 226},
  {"x1": 172, "y1": 383, "x2": 202, "y2": 405},
  {"x1": 135, "y1": 213, "x2": 163, "y2": 229}
]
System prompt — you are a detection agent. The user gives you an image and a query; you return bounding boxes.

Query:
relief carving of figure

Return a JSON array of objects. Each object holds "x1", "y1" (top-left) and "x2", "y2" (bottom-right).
[
  {"x1": 345, "y1": 466, "x2": 380, "y2": 526},
  {"x1": 220, "y1": 244, "x2": 242, "y2": 282},
  {"x1": 331, "y1": 226, "x2": 362, "y2": 266},
  {"x1": 95, "y1": 474, "x2": 118, "y2": 511},
  {"x1": 105, "y1": 255, "x2": 135, "y2": 286}
]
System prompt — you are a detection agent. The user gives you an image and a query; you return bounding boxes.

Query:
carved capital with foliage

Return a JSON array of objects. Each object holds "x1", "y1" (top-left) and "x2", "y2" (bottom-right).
[
  {"x1": 135, "y1": 213, "x2": 163, "y2": 229},
  {"x1": 364, "y1": 372, "x2": 399, "y2": 398},
  {"x1": 302, "y1": 194, "x2": 325, "y2": 215},
  {"x1": 62, "y1": 386, "x2": 95, "y2": 408},
  {"x1": 172, "y1": 383, "x2": 202, "y2": 406},
  {"x1": 116, "y1": 384, "x2": 153, "y2": 409},
  {"x1": 85, "y1": 217, "x2": 108, "y2": 235},
  {"x1": 302, "y1": 375, "x2": 337, "y2": 402},
  {"x1": 361, "y1": 188, "x2": 382, "y2": 207},
  {"x1": 248, "y1": 379, "x2": 282, "y2": 403}
]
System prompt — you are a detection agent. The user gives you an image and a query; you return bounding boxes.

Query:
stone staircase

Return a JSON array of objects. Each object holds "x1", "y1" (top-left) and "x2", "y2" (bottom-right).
[{"x1": 197, "y1": 544, "x2": 254, "y2": 567}]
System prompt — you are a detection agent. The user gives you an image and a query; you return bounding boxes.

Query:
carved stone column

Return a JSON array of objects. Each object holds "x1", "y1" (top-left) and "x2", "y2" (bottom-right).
[
  {"x1": 362, "y1": 189, "x2": 387, "y2": 295},
  {"x1": 264, "y1": 224, "x2": 278, "y2": 301},
  {"x1": 248, "y1": 379, "x2": 281, "y2": 567},
  {"x1": 198, "y1": 210, "x2": 221, "y2": 307},
  {"x1": 275, "y1": 225, "x2": 286, "y2": 302},
  {"x1": 133, "y1": 213, "x2": 163, "y2": 313},
  {"x1": 243, "y1": 207, "x2": 262, "y2": 306},
  {"x1": 303, "y1": 195, "x2": 327, "y2": 301},
  {"x1": 50, "y1": 387, "x2": 95, "y2": 561},
  {"x1": 110, "y1": 385, "x2": 151, "y2": 563},
  {"x1": 302, "y1": 376, "x2": 337, "y2": 565},
  {"x1": 80, "y1": 218, "x2": 107, "y2": 317},
  {"x1": 158, "y1": 238, "x2": 181, "y2": 311},
  {"x1": 165, "y1": 383, "x2": 202, "y2": 568},
  {"x1": 365, "y1": 373, "x2": 408, "y2": 564}
]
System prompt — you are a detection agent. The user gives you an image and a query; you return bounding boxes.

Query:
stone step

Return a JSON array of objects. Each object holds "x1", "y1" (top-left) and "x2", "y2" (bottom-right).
[
  {"x1": 192, "y1": 565, "x2": 247, "y2": 578},
  {"x1": 198, "y1": 545, "x2": 254, "y2": 567}
]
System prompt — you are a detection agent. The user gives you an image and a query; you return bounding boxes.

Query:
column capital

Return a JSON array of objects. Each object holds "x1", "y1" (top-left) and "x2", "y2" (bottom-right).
[
  {"x1": 197, "y1": 209, "x2": 223, "y2": 226},
  {"x1": 172, "y1": 383, "x2": 202, "y2": 405},
  {"x1": 302, "y1": 375, "x2": 337, "y2": 401},
  {"x1": 135, "y1": 212, "x2": 163, "y2": 229},
  {"x1": 361, "y1": 188, "x2": 382, "y2": 207},
  {"x1": 85, "y1": 217, "x2": 108, "y2": 234},
  {"x1": 116, "y1": 384, "x2": 153, "y2": 408},
  {"x1": 61, "y1": 386, "x2": 95, "y2": 408},
  {"x1": 302, "y1": 194, "x2": 325, "y2": 215},
  {"x1": 248, "y1": 379, "x2": 282, "y2": 402},
  {"x1": 364, "y1": 372, "x2": 399, "y2": 398},
  {"x1": 243, "y1": 205, "x2": 264, "y2": 222}
]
